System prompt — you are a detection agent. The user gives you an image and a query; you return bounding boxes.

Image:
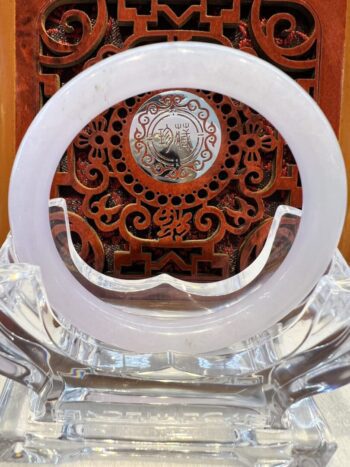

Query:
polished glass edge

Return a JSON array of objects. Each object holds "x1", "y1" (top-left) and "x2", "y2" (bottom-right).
[{"x1": 48, "y1": 198, "x2": 302, "y2": 297}]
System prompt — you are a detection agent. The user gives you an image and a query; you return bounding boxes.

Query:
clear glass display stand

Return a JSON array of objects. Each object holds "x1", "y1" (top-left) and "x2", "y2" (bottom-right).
[{"x1": 0, "y1": 203, "x2": 349, "y2": 465}]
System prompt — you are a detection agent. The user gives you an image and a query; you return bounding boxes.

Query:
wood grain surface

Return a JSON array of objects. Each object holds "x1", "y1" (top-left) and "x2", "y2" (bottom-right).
[
  {"x1": 0, "y1": 0, "x2": 15, "y2": 244},
  {"x1": 340, "y1": 4, "x2": 350, "y2": 258}
]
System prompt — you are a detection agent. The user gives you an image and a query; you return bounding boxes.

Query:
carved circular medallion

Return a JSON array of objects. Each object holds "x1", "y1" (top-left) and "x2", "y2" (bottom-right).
[{"x1": 129, "y1": 91, "x2": 221, "y2": 183}]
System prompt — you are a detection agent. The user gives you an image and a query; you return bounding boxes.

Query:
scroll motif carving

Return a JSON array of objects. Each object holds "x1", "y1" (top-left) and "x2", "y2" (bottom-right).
[
  {"x1": 39, "y1": 0, "x2": 108, "y2": 67},
  {"x1": 37, "y1": 0, "x2": 318, "y2": 281},
  {"x1": 250, "y1": 0, "x2": 319, "y2": 71}
]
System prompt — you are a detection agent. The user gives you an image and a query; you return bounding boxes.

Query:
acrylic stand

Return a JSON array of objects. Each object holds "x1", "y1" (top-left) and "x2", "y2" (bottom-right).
[{"x1": 0, "y1": 202, "x2": 349, "y2": 465}]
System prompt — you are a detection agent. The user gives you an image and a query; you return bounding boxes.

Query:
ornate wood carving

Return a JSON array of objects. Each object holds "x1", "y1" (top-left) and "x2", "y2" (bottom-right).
[{"x1": 15, "y1": 0, "x2": 347, "y2": 282}]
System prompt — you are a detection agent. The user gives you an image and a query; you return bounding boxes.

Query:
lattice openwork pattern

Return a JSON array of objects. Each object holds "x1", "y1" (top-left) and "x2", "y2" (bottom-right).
[{"x1": 28, "y1": 0, "x2": 324, "y2": 281}]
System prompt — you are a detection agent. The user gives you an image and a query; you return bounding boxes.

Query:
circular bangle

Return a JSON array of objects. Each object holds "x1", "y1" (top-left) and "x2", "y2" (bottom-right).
[{"x1": 9, "y1": 42, "x2": 347, "y2": 354}]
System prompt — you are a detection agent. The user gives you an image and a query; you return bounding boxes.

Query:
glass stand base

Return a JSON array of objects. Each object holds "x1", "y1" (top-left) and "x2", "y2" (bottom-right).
[{"x1": 0, "y1": 377, "x2": 336, "y2": 466}]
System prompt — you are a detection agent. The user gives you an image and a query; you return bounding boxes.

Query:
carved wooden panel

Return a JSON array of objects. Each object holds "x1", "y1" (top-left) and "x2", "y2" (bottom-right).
[{"x1": 16, "y1": 0, "x2": 347, "y2": 282}]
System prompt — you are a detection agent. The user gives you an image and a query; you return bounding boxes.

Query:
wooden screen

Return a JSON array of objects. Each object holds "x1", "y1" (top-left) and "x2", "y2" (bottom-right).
[{"x1": 6, "y1": 0, "x2": 348, "y2": 281}]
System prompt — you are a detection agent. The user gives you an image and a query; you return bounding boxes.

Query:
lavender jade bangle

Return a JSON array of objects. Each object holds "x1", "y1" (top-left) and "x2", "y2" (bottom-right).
[{"x1": 9, "y1": 42, "x2": 346, "y2": 354}]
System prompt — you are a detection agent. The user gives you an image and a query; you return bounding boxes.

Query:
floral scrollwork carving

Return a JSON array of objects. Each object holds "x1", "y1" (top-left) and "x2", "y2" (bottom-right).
[{"x1": 38, "y1": 0, "x2": 316, "y2": 281}]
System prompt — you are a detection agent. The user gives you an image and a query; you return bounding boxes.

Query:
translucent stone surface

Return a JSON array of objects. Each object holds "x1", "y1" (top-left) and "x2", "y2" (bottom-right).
[{"x1": 9, "y1": 43, "x2": 346, "y2": 353}]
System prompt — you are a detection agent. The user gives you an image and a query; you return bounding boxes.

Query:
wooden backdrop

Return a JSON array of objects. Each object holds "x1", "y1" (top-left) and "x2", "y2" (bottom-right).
[{"x1": 1, "y1": 0, "x2": 350, "y2": 273}]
